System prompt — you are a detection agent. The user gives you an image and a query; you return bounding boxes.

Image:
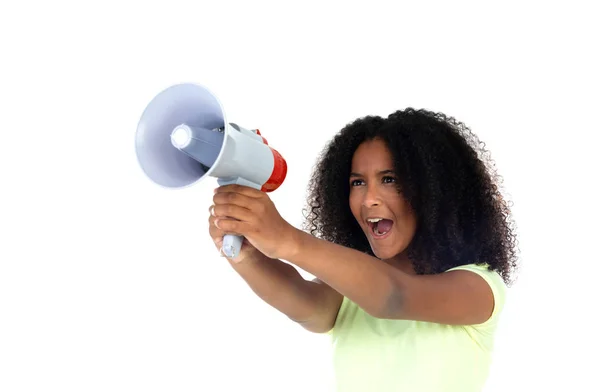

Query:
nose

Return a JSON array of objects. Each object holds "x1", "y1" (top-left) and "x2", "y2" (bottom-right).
[{"x1": 362, "y1": 183, "x2": 381, "y2": 208}]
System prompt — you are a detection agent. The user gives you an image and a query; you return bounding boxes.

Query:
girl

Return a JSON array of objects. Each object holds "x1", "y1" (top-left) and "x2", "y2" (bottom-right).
[{"x1": 208, "y1": 108, "x2": 518, "y2": 392}]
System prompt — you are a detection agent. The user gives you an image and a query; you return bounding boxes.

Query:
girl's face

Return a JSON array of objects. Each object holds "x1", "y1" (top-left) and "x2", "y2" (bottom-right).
[{"x1": 348, "y1": 138, "x2": 417, "y2": 262}]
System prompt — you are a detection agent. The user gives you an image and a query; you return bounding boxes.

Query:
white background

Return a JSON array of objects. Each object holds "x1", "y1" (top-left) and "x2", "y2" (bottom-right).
[{"x1": 1, "y1": 1, "x2": 599, "y2": 391}]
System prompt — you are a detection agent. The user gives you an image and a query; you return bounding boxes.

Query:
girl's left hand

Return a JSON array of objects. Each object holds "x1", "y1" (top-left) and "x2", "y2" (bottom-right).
[{"x1": 212, "y1": 184, "x2": 299, "y2": 260}]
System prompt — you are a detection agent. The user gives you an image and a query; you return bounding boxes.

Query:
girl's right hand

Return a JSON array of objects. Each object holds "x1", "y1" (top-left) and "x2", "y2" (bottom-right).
[{"x1": 208, "y1": 204, "x2": 259, "y2": 263}]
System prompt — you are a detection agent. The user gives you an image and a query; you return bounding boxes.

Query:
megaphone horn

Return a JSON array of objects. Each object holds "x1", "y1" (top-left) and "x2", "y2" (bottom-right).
[{"x1": 135, "y1": 83, "x2": 288, "y2": 258}]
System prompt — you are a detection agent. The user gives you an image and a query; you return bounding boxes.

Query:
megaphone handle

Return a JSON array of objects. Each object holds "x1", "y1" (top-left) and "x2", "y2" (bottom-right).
[
  {"x1": 222, "y1": 234, "x2": 244, "y2": 259},
  {"x1": 217, "y1": 177, "x2": 262, "y2": 259}
]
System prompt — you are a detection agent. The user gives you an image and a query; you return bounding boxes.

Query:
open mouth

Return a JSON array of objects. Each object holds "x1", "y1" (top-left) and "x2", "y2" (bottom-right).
[{"x1": 367, "y1": 218, "x2": 394, "y2": 238}]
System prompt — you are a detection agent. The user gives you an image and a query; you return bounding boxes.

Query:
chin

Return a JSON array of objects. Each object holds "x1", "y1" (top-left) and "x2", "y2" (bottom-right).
[
  {"x1": 371, "y1": 243, "x2": 410, "y2": 262},
  {"x1": 367, "y1": 242, "x2": 400, "y2": 260},
  {"x1": 363, "y1": 233, "x2": 403, "y2": 261},
  {"x1": 372, "y1": 249, "x2": 397, "y2": 260}
]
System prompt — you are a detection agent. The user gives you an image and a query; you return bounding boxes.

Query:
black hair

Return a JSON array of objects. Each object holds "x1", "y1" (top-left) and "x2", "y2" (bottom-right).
[{"x1": 302, "y1": 108, "x2": 519, "y2": 285}]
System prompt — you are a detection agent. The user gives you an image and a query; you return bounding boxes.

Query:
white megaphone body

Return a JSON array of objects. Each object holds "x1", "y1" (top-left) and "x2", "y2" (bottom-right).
[{"x1": 135, "y1": 83, "x2": 287, "y2": 258}]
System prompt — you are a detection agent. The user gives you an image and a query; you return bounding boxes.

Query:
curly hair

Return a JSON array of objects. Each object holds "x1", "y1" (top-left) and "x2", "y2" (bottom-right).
[{"x1": 302, "y1": 108, "x2": 519, "y2": 286}]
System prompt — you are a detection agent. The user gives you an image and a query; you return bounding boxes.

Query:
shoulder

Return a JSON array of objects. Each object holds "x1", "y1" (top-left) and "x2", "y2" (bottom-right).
[
  {"x1": 387, "y1": 262, "x2": 506, "y2": 326},
  {"x1": 443, "y1": 263, "x2": 507, "y2": 327}
]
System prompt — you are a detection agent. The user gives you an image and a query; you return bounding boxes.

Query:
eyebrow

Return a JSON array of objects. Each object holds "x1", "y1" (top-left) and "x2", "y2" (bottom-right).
[{"x1": 349, "y1": 169, "x2": 395, "y2": 177}]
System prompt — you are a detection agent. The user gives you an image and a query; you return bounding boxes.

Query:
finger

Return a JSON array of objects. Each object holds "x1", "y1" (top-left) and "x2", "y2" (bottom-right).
[
  {"x1": 213, "y1": 191, "x2": 263, "y2": 211},
  {"x1": 209, "y1": 221, "x2": 241, "y2": 257},
  {"x1": 214, "y1": 218, "x2": 253, "y2": 237},
  {"x1": 214, "y1": 184, "x2": 264, "y2": 199},
  {"x1": 212, "y1": 203, "x2": 256, "y2": 222},
  {"x1": 208, "y1": 212, "x2": 220, "y2": 229},
  {"x1": 208, "y1": 216, "x2": 222, "y2": 237},
  {"x1": 211, "y1": 215, "x2": 244, "y2": 236},
  {"x1": 208, "y1": 215, "x2": 227, "y2": 242}
]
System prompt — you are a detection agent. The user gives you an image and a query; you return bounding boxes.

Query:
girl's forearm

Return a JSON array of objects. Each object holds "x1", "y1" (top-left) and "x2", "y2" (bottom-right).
[
  {"x1": 227, "y1": 250, "x2": 338, "y2": 331},
  {"x1": 284, "y1": 229, "x2": 403, "y2": 318}
]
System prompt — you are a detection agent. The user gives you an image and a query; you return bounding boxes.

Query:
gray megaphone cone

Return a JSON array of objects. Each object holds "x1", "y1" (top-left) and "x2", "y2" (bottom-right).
[{"x1": 135, "y1": 83, "x2": 226, "y2": 188}]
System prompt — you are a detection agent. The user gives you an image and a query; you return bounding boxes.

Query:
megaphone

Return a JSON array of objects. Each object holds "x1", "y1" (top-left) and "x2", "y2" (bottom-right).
[{"x1": 135, "y1": 83, "x2": 287, "y2": 259}]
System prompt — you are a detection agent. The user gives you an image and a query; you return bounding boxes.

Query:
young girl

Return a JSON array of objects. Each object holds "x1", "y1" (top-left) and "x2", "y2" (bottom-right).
[{"x1": 208, "y1": 108, "x2": 518, "y2": 392}]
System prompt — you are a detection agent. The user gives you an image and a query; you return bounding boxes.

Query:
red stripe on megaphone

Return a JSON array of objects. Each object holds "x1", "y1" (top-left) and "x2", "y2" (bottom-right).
[
  {"x1": 255, "y1": 129, "x2": 268, "y2": 145},
  {"x1": 261, "y1": 148, "x2": 287, "y2": 192}
]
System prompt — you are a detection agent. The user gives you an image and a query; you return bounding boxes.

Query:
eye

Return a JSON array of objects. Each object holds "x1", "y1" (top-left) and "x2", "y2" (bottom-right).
[
  {"x1": 382, "y1": 176, "x2": 396, "y2": 184},
  {"x1": 350, "y1": 179, "x2": 364, "y2": 186}
]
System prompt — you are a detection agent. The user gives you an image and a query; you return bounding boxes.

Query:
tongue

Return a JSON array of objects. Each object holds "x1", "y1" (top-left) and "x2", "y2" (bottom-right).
[{"x1": 376, "y1": 219, "x2": 393, "y2": 233}]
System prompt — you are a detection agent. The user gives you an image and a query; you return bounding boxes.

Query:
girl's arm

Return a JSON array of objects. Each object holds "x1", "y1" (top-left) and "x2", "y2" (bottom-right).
[
  {"x1": 213, "y1": 184, "x2": 495, "y2": 326},
  {"x1": 284, "y1": 229, "x2": 495, "y2": 325},
  {"x1": 227, "y1": 248, "x2": 343, "y2": 333}
]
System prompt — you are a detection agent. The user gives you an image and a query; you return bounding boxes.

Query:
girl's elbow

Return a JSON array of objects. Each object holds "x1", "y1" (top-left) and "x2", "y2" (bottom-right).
[{"x1": 370, "y1": 280, "x2": 407, "y2": 319}]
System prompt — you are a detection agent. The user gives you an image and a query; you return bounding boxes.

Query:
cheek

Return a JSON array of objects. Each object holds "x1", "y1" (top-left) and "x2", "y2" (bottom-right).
[
  {"x1": 388, "y1": 196, "x2": 416, "y2": 229},
  {"x1": 398, "y1": 207, "x2": 418, "y2": 238},
  {"x1": 348, "y1": 193, "x2": 363, "y2": 223},
  {"x1": 400, "y1": 212, "x2": 417, "y2": 236}
]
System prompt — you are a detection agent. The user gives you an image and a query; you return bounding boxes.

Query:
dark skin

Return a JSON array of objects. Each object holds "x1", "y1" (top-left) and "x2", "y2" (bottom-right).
[
  {"x1": 348, "y1": 139, "x2": 418, "y2": 273},
  {"x1": 208, "y1": 138, "x2": 494, "y2": 328}
]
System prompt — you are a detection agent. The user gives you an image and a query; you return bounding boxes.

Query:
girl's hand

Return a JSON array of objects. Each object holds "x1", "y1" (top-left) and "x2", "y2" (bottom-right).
[
  {"x1": 208, "y1": 204, "x2": 259, "y2": 263},
  {"x1": 212, "y1": 185, "x2": 299, "y2": 260}
]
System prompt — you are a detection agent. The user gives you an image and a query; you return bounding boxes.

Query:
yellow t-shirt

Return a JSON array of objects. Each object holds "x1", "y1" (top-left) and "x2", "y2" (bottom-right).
[{"x1": 329, "y1": 263, "x2": 506, "y2": 392}]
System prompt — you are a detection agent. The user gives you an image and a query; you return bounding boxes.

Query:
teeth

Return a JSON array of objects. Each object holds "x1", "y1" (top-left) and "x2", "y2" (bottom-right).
[
  {"x1": 375, "y1": 228, "x2": 388, "y2": 235},
  {"x1": 367, "y1": 218, "x2": 383, "y2": 223}
]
